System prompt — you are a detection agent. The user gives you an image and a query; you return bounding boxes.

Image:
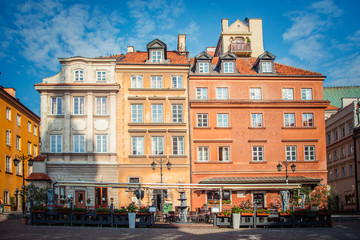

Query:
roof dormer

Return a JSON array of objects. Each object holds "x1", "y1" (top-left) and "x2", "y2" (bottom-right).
[
  {"x1": 194, "y1": 51, "x2": 213, "y2": 73},
  {"x1": 146, "y1": 39, "x2": 168, "y2": 63},
  {"x1": 254, "y1": 51, "x2": 276, "y2": 74},
  {"x1": 216, "y1": 52, "x2": 237, "y2": 74}
]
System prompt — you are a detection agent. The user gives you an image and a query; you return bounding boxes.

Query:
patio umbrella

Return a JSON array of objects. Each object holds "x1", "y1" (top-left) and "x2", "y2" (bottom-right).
[
  {"x1": 281, "y1": 191, "x2": 290, "y2": 211},
  {"x1": 300, "y1": 193, "x2": 306, "y2": 209}
]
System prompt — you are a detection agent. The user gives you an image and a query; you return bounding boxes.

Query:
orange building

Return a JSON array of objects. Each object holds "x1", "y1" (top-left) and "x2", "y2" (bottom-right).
[
  {"x1": 189, "y1": 50, "x2": 329, "y2": 210},
  {"x1": 0, "y1": 86, "x2": 40, "y2": 210}
]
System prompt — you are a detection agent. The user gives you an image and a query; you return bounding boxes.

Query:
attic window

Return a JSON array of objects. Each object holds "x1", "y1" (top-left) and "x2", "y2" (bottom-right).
[
  {"x1": 199, "y1": 62, "x2": 209, "y2": 73},
  {"x1": 262, "y1": 62, "x2": 272, "y2": 73},
  {"x1": 224, "y1": 62, "x2": 234, "y2": 73},
  {"x1": 151, "y1": 51, "x2": 162, "y2": 63}
]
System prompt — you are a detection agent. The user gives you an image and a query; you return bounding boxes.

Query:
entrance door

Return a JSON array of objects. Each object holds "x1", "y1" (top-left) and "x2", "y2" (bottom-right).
[
  {"x1": 95, "y1": 187, "x2": 108, "y2": 208},
  {"x1": 253, "y1": 193, "x2": 264, "y2": 209},
  {"x1": 153, "y1": 189, "x2": 167, "y2": 211},
  {"x1": 75, "y1": 191, "x2": 85, "y2": 208}
]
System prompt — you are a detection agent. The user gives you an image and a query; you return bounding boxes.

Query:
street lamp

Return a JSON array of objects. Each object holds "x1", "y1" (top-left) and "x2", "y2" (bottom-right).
[
  {"x1": 277, "y1": 161, "x2": 296, "y2": 184},
  {"x1": 151, "y1": 158, "x2": 172, "y2": 212},
  {"x1": 13, "y1": 154, "x2": 33, "y2": 215}
]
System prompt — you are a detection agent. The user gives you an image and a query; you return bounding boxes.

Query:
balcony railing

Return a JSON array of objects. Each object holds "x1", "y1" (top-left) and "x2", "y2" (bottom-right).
[{"x1": 230, "y1": 42, "x2": 251, "y2": 52}]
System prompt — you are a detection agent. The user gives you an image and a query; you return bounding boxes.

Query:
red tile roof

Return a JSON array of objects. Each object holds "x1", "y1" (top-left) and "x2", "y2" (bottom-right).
[
  {"x1": 33, "y1": 155, "x2": 46, "y2": 161},
  {"x1": 120, "y1": 51, "x2": 188, "y2": 64},
  {"x1": 27, "y1": 173, "x2": 51, "y2": 181}
]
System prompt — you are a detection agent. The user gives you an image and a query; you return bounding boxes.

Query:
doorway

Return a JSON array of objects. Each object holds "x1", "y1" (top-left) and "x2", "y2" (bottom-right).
[
  {"x1": 253, "y1": 193, "x2": 264, "y2": 209},
  {"x1": 95, "y1": 187, "x2": 108, "y2": 208},
  {"x1": 75, "y1": 191, "x2": 85, "y2": 208},
  {"x1": 153, "y1": 189, "x2": 167, "y2": 211}
]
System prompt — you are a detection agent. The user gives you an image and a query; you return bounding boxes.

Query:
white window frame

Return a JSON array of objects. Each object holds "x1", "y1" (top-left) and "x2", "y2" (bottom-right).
[
  {"x1": 284, "y1": 113, "x2": 295, "y2": 127},
  {"x1": 302, "y1": 113, "x2": 313, "y2": 127},
  {"x1": 216, "y1": 88, "x2": 228, "y2": 99},
  {"x1": 151, "y1": 76, "x2": 163, "y2": 88},
  {"x1": 131, "y1": 104, "x2": 143, "y2": 123},
  {"x1": 131, "y1": 137, "x2": 144, "y2": 155},
  {"x1": 171, "y1": 76, "x2": 183, "y2": 88},
  {"x1": 218, "y1": 146, "x2": 230, "y2": 162},
  {"x1": 172, "y1": 104, "x2": 183, "y2": 123},
  {"x1": 224, "y1": 62, "x2": 234, "y2": 73},
  {"x1": 16, "y1": 160, "x2": 22, "y2": 176},
  {"x1": 95, "y1": 135, "x2": 108, "y2": 153},
  {"x1": 262, "y1": 62, "x2": 272, "y2": 73},
  {"x1": 50, "y1": 135, "x2": 62, "y2": 153},
  {"x1": 73, "y1": 97, "x2": 85, "y2": 115},
  {"x1": 5, "y1": 155, "x2": 12, "y2": 173},
  {"x1": 34, "y1": 145, "x2": 38, "y2": 156},
  {"x1": 34, "y1": 125, "x2": 37, "y2": 136},
  {"x1": 74, "y1": 69, "x2": 84, "y2": 81},
  {"x1": 6, "y1": 107, "x2": 11, "y2": 120},
  {"x1": 28, "y1": 122, "x2": 31, "y2": 133},
  {"x1": 197, "y1": 114, "x2": 208, "y2": 127},
  {"x1": 250, "y1": 88, "x2": 261, "y2": 100},
  {"x1": 304, "y1": 145, "x2": 315, "y2": 161},
  {"x1": 96, "y1": 71, "x2": 106, "y2": 81},
  {"x1": 51, "y1": 97, "x2": 62, "y2": 115},
  {"x1": 301, "y1": 88, "x2": 312, "y2": 100},
  {"x1": 217, "y1": 114, "x2": 229, "y2": 127},
  {"x1": 151, "y1": 104, "x2": 163, "y2": 123},
  {"x1": 131, "y1": 75, "x2": 143, "y2": 88},
  {"x1": 172, "y1": 136, "x2": 184, "y2": 155},
  {"x1": 199, "y1": 62, "x2": 209, "y2": 73},
  {"x1": 151, "y1": 50, "x2": 162, "y2": 63},
  {"x1": 16, "y1": 136, "x2": 21, "y2": 150},
  {"x1": 252, "y1": 146, "x2": 264, "y2": 162},
  {"x1": 16, "y1": 114, "x2": 21, "y2": 126},
  {"x1": 251, "y1": 113, "x2": 263, "y2": 127},
  {"x1": 28, "y1": 142, "x2": 31, "y2": 155},
  {"x1": 282, "y1": 88, "x2": 294, "y2": 100},
  {"x1": 197, "y1": 147, "x2": 209, "y2": 162},
  {"x1": 286, "y1": 146, "x2": 297, "y2": 161},
  {"x1": 95, "y1": 97, "x2": 107, "y2": 115},
  {"x1": 73, "y1": 135, "x2": 85, "y2": 153},
  {"x1": 6, "y1": 130, "x2": 11, "y2": 146},
  {"x1": 152, "y1": 137, "x2": 164, "y2": 155},
  {"x1": 196, "y1": 88, "x2": 208, "y2": 100}
]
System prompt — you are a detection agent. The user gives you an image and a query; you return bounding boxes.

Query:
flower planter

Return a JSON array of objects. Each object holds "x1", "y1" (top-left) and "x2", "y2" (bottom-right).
[
  {"x1": 72, "y1": 212, "x2": 87, "y2": 215},
  {"x1": 97, "y1": 212, "x2": 110, "y2": 215},
  {"x1": 114, "y1": 213, "x2": 127, "y2": 216},
  {"x1": 217, "y1": 214, "x2": 231, "y2": 218},
  {"x1": 279, "y1": 213, "x2": 291, "y2": 217},
  {"x1": 241, "y1": 213, "x2": 254, "y2": 217},
  {"x1": 257, "y1": 213, "x2": 270, "y2": 217}
]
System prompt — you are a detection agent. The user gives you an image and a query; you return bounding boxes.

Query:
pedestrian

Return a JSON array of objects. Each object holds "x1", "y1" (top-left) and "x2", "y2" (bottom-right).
[{"x1": 0, "y1": 198, "x2": 4, "y2": 214}]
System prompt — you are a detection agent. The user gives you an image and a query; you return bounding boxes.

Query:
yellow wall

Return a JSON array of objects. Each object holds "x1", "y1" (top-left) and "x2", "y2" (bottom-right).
[{"x1": 0, "y1": 88, "x2": 40, "y2": 209}]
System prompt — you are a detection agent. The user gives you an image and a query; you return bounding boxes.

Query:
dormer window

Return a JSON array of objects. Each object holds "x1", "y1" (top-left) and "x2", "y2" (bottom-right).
[
  {"x1": 74, "y1": 69, "x2": 84, "y2": 81},
  {"x1": 199, "y1": 62, "x2": 209, "y2": 73},
  {"x1": 254, "y1": 51, "x2": 276, "y2": 74},
  {"x1": 217, "y1": 52, "x2": 237, "y2": 74},
  {"x1": 147, "y1": 39, "x2": 167, "y2": 64},
  {"x1": 224, "y1": 62, "x2": 234, "y2": 73},
  {"x1": 261, "y1": 62, "x2": 272, "y2": 73},
  {"x1": 151, "y1": 51, "x2": 162, "y2": 63}
]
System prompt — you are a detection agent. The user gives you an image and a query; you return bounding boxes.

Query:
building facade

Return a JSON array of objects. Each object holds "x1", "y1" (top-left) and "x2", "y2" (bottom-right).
[
  {"x1": 0, "y1": 86, "x2": 40, "y2": 210},
  {"x1": 35, "y1": 57, "x2": 120, "y2": 208}
]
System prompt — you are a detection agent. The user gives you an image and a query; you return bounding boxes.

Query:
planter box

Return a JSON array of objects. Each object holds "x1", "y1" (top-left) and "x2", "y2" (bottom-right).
[
  {"x1": 241, "y1": 213, "x2": 254, "y2": 217},
  {"x1": 114, "y1": 213, "x2": 127, "y2": 216},
  {"x1": 279, "y1": 213, "x2": 291, "y2": 217},
  {"x1": 72, "y1": 212, "x2": 87, "y2": 215},
  {"x1": 257, "y1": 213, "x2": 270, "y2": 217}
]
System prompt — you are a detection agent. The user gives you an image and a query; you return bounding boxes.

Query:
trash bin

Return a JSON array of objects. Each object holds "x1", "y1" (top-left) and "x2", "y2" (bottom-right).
[{"x1": 163, "y1": 203, "x2": 172, "y2": 213}]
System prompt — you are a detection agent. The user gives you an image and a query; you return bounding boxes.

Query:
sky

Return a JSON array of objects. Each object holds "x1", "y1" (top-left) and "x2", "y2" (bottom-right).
[{"x1": 0, "y1": 0, "x2": 359, "y2": 116}]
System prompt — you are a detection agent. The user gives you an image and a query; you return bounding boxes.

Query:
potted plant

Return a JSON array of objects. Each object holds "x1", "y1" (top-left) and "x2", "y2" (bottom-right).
[
  {"x1": 138, "y1": 206, "x2": 150, "y2": 215},
  {"x1": 55, "y1": 205, "x2": 70, "y2": 213},
  {"x1": 96, "y1": 207, "x2": 110, "y2": 215},
  {"x1": 114, "y1": 207, "x2": 127, "y2": 215},
  {"x1": 279, "y1": 209, "x2": 293, "y2": 216},
  {"x1": 72, "y1": 207, "x2": 87, "y2": 214},
  {"x1": 222, "y1": 200, "x2": 231, "y2": 205},
  {"x1": 21, "y1": 215, "x2": 29, "y2": 225},
  {"x1": 310, "y1": 185, "x2": 328, "y2": 211},
  {"x1": 127, "y1": 202, "x2": 138, "y2": 228},
  {"x1": 256, "y1": 208, "x2": 270, "y2": 216},
  {"x1": 239, "y1": 200, "x2": 254, "y2": 216},
  {"x1": 32, "y1": 205, "x2": 48, "y2": 213},
  {"x1": 217, "y1": 210, "x2": 231, "y2": 217},
  {"x1": 231, "y1": 205, "x2": 241, "y2": 229}
]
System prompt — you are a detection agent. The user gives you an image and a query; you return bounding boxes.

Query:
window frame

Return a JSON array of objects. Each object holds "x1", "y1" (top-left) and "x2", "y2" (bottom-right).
[
  {"x1": 28, "y1": 141, "x2": 32, "y2": 155},
  {"x1": 217, "y1": 113, "x2": 229, "y2": 127},
  {"x1": 304, "y1": 145, "x2": 315, "y2": 161},
  {"x1": 250, "y1": 88, "x2": 261, "y2": 100},
  {"x1": 216, "y1": 88, "x2": 229, "y2": 99},
  {"x1": 131, "y1": 75, "x2": 143, "y2": 88},
  {"x1": 151, "y1": 104, "x2": 163, "y2": 123},
  {"x1": 251, "y1": 113, "x2": 263, "y2": 127},
  {"x1": 196, "y1": 88, "x2": 208, "y2": 100},
  {"x1": 50, "y1": 135, "x2": 62, "y2": 153},
  {"x1": 252, "y1": 146, "x2": 264, "y2": 162},
  {"x1": 151, "y1": 50, "x2": 162, "y2": 63},
  {"x1": 5, "y1": 155, "x2": 12, "y2": 173},
  {"x1": 218, "y1": 146, "x2": 230, "y2": 162},
  {"x1": 197, "y1": 114, "x2": 208, "y2": 127},
  {"x1": 199, "y1": 62, "x2": 209, "y2": 73},
  {"x1": 131, "y1": 136, "x2": 144, "y2": 155},
  {"x1": 171, "y1": 76, "x2": 183, "y2": 88},
  {"x1": 151, "y1": 76, "x2": 163, "y2": 89},
  {"x1": 16, "y1": 135, "x2": 21, "y2": 150},
  {"x1": 6, "y1": 107, "x2": 11, "y2": 120},
  {"x1": 223, "y1": 62, "x2": 234, "y2": 73},
  {"x1": 16, "y1": 114, "x2": 21, "y2": 126},
  {"x1": 131, "y1": 104, "x2": 143, "y2": 123},
  {"x1": 197, "y1": 146, "x2": 209, "y2": 162},
  {"x1": 301, "y1": 88, "x2": 312, "y2": 100},
  {"x1": 73, "y1": 97, "x2": 85, "y2": 115},
  {"x1": 6, "y1": 130, "x2": 11, "y2": 146},
  {"x1": 95, "y1": 135, "x2": 108, "y2": 153},
  {"x1": 172, "y1": 136, "x2": 184, "y2": 155},
  {"x1": 172, "y1": 104, "x2": 183, "y2": 123},
  {"x1": 96, "y1": 71, "x2": 106, "y2": 81},
  {"x1": 74, "y1": 69, "x2": 84, "y2": 81},
  {"x1": 51, "y1": 97, "x2": 62, "y2": 115},
  {"x1": 261, "y1": 61, "x2": 272, "y2": 73},
  {"x1": 302, "y1": 113, "x2": 314, "y2": 127},
  {"x1": 152, "y1": 136, "x2": 164, "y2": 155},
  {"x1": 286, "y1": 146, "x2": 297, "y2": 161},
  {"x1": 284, "y1": 113, "x2": 295, "y2": 127},
  {"x1": 73, "y1": 134, "x2": 86, "y2": 153},
  {"x1": 282, "y1": 88, "x2": 294, "y2": 100},
  {"x1": 95, "y1": 97, "x2": 107, "y2": 115}
]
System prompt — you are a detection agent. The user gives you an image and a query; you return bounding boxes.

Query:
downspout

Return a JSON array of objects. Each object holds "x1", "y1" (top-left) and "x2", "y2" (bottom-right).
[{"x1": 187, "y1": 71, "x2": 193, "y2": 210}]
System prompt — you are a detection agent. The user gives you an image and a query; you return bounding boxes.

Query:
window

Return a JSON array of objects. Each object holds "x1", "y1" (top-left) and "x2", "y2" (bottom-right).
[
  {"x1": 262, "y1": 62, "x2": 272, "y2": 73},
  {"x1": 28, "y1": 142, "x2": 31, "y2": 155},
  {"x1": 172, "y1": 104, "x2": 183, "y2": 123},
  {"x1": 334, "y1": 150, "x2": 338, "y2": 160},
  {"x1": 172, "y1": 137, "x2": 184, "y2": 155},
  {"x1": 341, "y1": 148, "x2": 345, "y2": 158},
  {"x1": 282, "y1": 88, "x2": 294, "y2": 100},
  {"x1": 16, "y1": 160, "x2": 22, "y2": 176},
  {"x1": 34, "y1": 145, "x2": 38, "y2": 156},
  {"x1": 252, "y1": 146, "x2": 264, "y2": 162},
  {"x1": 51, "y1": 97, "x2": 62, "y2": 115},
  {"x1": 131, "y1": 76, "x2": 143, "y2": 88},
  {"x1": 16, "y1": 136, "x2": 21, "y2": 150},
  {"x1": 152, "y1": 137, "x2": 164, "y2": 155},
  {"x1": 96, "y1": 71, "x2": 106, "y2": 81},
  {"x1": 74, "y1": 69, "x2": 84, "y2": 81},
  {"x1": 349, "y1": 144, "x2": 353, "y2": 155},
  {"x1": 348, "y1": 122, "x2": 353, "y2": 134},
  {"x1": 151, "y1": 104, "x2": 163, "y2": 123},
  {"x1": 286, "y1": 146, "x2": 297, "y2": 161},
  {"x1": 327, "y1": 153, "x2": 331, "y2": 162},
  {"x1": 207, "y1": 190, "x2": 230, "y2": 202},
  {"x1": 219, "y1": 146, "x2": 230, "y2": 162},
  {"x1": 34, "y1": 126, "x2": 37, "y2": 136},
  {"x1": 151, "y1": 76, "x2": 162, "y2": 88},
  {"x1": 151, "y1": 51, "x2": 162, "y2": 63},
  {"x1": 73, "y1": 135, "x2": 85, "y2": 153},
  {"x1": 131, "y1": 137, "x2": 144, "y2": 155},
  {"x1": 216, "y1": 88, "x2": 228, "y2": 99},
  {"x1": 302, "y1": 113, "x2": 313, "y2": 127},
  {"x1": 3, "y1": 191, "x2": 9, "y2": 204},
  {"x1": 341, "y1": 166, "x2": 346, "y2": 177},
  {"x1": 301, "y1": 88, "x2": 312, "y2": 100},
  {"x1": 217, "y1": 114, "x2": 229, "y2": 127},
  {"x1": 199, "y1": 62, "x2": 209, "y2": 73},
  {"x1": 251, "y1": 113, "x2": 263, "y2": 127},
  {"x1": 340, "y1": 126, "x2": 346, "y2": 138},
  {"x1": 95, "y1": 97, "x2": 107, "y2": 115},
  {"x1": 73, "y1": 97, "x2": 85, "y2": 115},
  {"x1": 349, "y1": 165, "x2": 353, "y2": 176},
  {"x1": 197, "y1": 147, "x2": 209, "y2": 162},
  {"x1": 6, "y1": 130, "x2": 11, "y2": 146},
  {"x1": 96, "y1": 135, "x2": 107, "y2": 153},
  {"x1": 284, "y1": 113, "x2": 295, "y2": 127},
  {"x1": 5, "y1": 155, "x2": 11, "y2": 173},
  {"x1": 6, "y1": 107, "x2": 11, "y2": 120},
  {"x1": 16, "y1": 114, "x2": 21, "y2": 126},
  {"x1": 326, "y1": 134, "x2": 331, "y2": 144},
  {"x1": 197, "y1": 114, "x2": 208, "y2": 127},
  {"x1": 129, "y1": 177, "x2": 140, "y2": 184},
  {"x1": 50, "y1": 135, "x2": 62, "y2": 153},
  {"x1": 28, "y1": 122, "x2": 31, "y2": 133},
  {"x1": 333, "y1": 130, "x2": 338, "y2": 141},
  {"x1": 131, "y1": 104, "x2": 143, "y2": 123},
  {"x1": 250, "y1": 88, "x2": 261, "y2": 100},
  {"x1": 304, "y1": 145, "x2": 315, "y2": 161},
  {"x1": 171, "y1": 76, "x2": 183, "y2": 88},
  {"x1": 335, "y1": 169, "x2": 338, "y2": 179},
  {"x1": 196, "y1": 88, "x2": 208, "y2": 100},
  {"x1": 224, "y1": 62, "x2": 234, "y2": 73}
]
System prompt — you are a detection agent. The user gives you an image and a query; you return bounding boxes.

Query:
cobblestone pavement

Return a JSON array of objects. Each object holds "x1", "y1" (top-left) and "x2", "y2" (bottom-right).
[{"x1": 1, "y1": 219, "x2": 360, "y2": 240}]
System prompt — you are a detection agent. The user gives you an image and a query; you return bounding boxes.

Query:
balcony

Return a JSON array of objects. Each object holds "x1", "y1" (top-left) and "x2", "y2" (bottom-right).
[{"x1": 230, "y1": 42, "x2": 251, "y2": 56}]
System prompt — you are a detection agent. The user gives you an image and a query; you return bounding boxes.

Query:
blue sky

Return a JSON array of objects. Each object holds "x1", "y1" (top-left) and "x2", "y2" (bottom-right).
[{"x1": 0, "y1": 0, "x2": 359, "y2": 115}]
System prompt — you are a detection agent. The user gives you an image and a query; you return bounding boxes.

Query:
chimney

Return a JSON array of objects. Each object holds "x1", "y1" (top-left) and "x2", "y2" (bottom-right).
[
  {"x1": 4, "y1": 88, "x2": 16, "y2": 98},
  {"x1": 177, "y1": 34, "x2": 186, "y2": 53},
  {"x1": 221, "y1": 18, "x2": 229, "y2": 32},
  {"x1": 127, "y1": 46, "x2": 134, "y2": 53}
]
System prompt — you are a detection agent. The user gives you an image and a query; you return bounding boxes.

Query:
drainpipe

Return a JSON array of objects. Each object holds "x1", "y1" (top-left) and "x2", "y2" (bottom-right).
[
  {"x1": 353, "y1": 128, "x2": 359, "y2": 212},
  {"x1": 187, "y1": 74, "x2": 193, "y2": 211}
]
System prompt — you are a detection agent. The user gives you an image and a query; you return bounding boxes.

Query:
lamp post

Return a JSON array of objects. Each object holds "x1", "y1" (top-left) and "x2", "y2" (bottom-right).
[
  {"x1": 277, "y1": 161, "x2": 296, "y2": 184},
  {"x1": 151, "y1": 158, "x2": 172, "y2": 212},
  {"x1": 13, "y1": 154, "x2": 33, "y2": 215}
]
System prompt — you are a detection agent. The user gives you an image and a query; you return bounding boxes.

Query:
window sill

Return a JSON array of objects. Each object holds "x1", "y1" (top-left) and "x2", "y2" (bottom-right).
[
  {"x1": 128, "y1": 155, "x2": 147, "y2": 158},
  {"x1": 248, "y1": 127, "x2": 266, "y2": 129},
  {"x1": 281, "y1": 127, "x2": 317, "y2": 129},
  {"x1": 129, "y1": 123, "x2": 186, "y2": 126},
  {"x1": 193, "y1": 127, "x2": 211, "y2": 129},
  {"x1": 214, "y1": 127, "x2": 232, "y2": 129},
  {"x1": 94, "y1": 114, "x2": 110, "y2": 117},
  {"x1": 297, "y1": 160, "x2": 319, "y2": 163},
  {"x1": 47, "y1": 115, "x2": 64, "y2": 118},
  {"x1": 169, "y1": 155, "x2": 187, "y2": 158},
  {"x1": 71, "y1": 114, "x2": 87, "y2": 117},
  {"x1": 195, "y1": 161, "x2": 233, "y2": 164},
  {"x1": 129, "y1": 88, "x2": 185, "y2": 91},
  {"x1": 5, "y1": 171, "x2": 13, "y2": 175},
  {"x1": 149, "y1": 155, "x2": 167, "y2": 158},
  {"x1": 249, "y1": 161, "x2": 267, "y2": 164}
]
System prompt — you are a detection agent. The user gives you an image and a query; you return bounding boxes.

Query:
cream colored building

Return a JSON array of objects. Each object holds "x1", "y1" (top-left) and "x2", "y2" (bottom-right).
[{"x1": 35, "y1": 57, "x2": 120, "y2": 208}]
